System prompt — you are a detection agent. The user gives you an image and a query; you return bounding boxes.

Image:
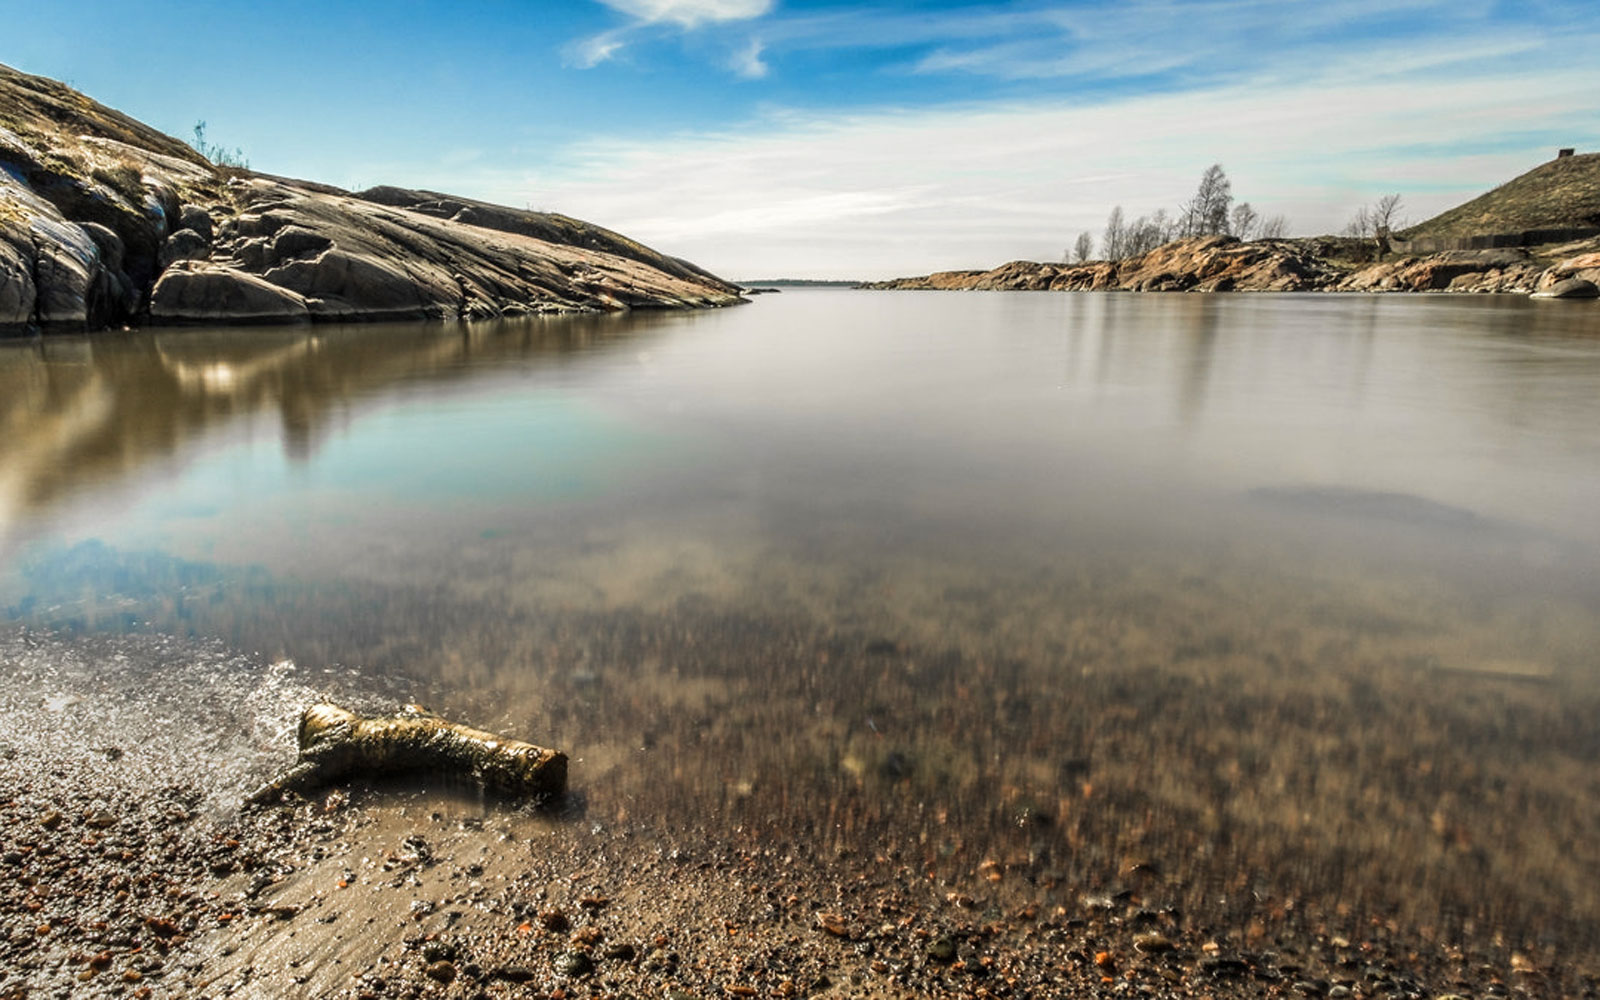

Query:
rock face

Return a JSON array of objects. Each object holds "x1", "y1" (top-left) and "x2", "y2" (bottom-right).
[
  {"x1": 863, "y1": 237, "x2": 1341, "y2": 292},
  {"x1": 0, "y1": 63, "x2": 742, "y2": 336},
  {"x1": 864, "y1": 236, "x2": 1600, "y2": 297},
  {"x1": 1336, "y1": 248, "x2": 1546, "y2": 293},
  {"x1": 1531, "y1": 277, "x2": 1599, "y2": 299}
]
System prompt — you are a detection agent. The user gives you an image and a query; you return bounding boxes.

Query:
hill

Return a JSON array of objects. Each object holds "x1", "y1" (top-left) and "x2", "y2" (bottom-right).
[
  {"x1": 1398, "y1": 151, "x2": 1600, "y2": 242},
  {"x1": 0, "y1": 63, "x2": 742, "y2": 336}
]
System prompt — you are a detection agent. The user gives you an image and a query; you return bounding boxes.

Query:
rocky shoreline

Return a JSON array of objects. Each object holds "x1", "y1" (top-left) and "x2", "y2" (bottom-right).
[
  {"x1": 0, "y1": 64, "x2": 743, "y2": 338},
  {"x1": 5, "y1": 612, "x2": 1600, "y2": 1000},
  {"x1": 861, "y1": 235, "x2": 1600, "y2": 297}
]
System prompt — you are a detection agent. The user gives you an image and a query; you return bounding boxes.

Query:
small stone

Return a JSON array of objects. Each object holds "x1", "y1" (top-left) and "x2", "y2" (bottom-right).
[
  {"x1": 555, "y1": 951, "x2": 594, "y2": 977},
  {"x1": 539, "y1": 909, "x2": 570, "y2": 932},
  {"x1": 1133, "y1": 932, "x2": 1172, "y2": 953},
  {"x1": 421, "y1": 941, "x2": 457, "y2": 963},
  {"x1": 815, "y1": 911, "x2": 847, "y2": 937},
  {"x1": 122, "y1": 969, "x2": 142, "y2": 983},
  {"x1": 490, "y1": 965, "x2": 534, "y2": 982},
  {"x1": 85, "y1": 811, "x2": 117, "y2": 829},
  {"x1": 40, "y1": 810, "x2": 63, "y2": 830},
  {"x1": 927, "y1": 937, "x2": 958, "y2": 964},
  {"x1": 424, "y1": 960, "x2": 456, "y2": 984}
]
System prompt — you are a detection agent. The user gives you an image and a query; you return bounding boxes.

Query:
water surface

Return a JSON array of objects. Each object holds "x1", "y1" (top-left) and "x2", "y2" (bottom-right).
[{"x1": 4, "y1": 291, "x2": 1600, "y2": 952}]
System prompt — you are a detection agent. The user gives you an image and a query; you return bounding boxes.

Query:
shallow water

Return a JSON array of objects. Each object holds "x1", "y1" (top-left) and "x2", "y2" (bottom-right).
[{"x1": 4, "y1": 291, "x2": 1600, "y2": 950}]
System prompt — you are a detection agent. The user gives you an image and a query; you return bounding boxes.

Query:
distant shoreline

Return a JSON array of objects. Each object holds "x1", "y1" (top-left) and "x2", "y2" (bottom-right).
[{"x1": 858, "y1": 234, "x2": 1600, "y2": 297}]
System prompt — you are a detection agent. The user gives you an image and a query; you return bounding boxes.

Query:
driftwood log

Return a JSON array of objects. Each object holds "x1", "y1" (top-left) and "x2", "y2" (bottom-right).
[{"x1": 246, "y1": 703, "x2": 567, "y2": 806}]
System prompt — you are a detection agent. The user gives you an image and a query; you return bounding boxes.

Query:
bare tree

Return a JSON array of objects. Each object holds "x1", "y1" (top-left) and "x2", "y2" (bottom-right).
[
  {"x1": 1231, "y1": 201, "x2": 1260, "y2": 240},
  {"x1": 1343, "y1": 205, "x2": 1373, "y2": 239},
  {"x1": 1258, "y1": 214, "x2": 1290, "y2": 239},
  {"x1": 1124, "y1": 209, "x2": 1176, "y2": 257},
  {"x1": 1180, "y1": 164, "x2": 1233, "y2": 237},
  {"x1": 1072, "y1": 231, "x2": 1095, "y2": 263},
  {"x1": 1372, "y1": 193, "x2": 1403, "y2": 231},
  {"x1": 1103, "y1": 206, "x2": 1127, "y2": 262}
]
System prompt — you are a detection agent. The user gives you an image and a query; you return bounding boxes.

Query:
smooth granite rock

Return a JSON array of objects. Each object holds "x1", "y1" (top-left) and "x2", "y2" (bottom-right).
[{"x1": 0, "y1": 61, "x2": 744, "y2": 335}]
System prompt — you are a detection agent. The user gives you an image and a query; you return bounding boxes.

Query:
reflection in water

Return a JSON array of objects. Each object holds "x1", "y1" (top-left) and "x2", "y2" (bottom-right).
[
  {"x1": 0, "y1": 313, "x2": 680, "y2": 558},
  {"x1": 5, "y1": 292, "x2": 1600, "y2": 960}
]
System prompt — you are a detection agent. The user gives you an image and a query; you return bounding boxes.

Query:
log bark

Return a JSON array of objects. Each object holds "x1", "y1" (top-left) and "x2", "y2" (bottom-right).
[{"x1": 246, "y1": 703, "x2": 566, "y2": 806}]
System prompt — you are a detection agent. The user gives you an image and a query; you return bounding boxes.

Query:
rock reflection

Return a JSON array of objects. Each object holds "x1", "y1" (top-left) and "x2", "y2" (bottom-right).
[{"x1": 0, "y1": 314, "x2": 665, "y2": 547}]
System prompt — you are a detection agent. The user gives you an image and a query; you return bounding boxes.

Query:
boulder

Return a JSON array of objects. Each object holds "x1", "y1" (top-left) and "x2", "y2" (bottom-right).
[
  {"x1": 263, "y1": 248, "x2": 456, "y2": 321},
  {"x1": 178, "y1": 204, "x2": 214, "y2": 241},
  {"x1": 1539, "y1": 251, "x2": 1600, "y2": 288},
  {"x1": 0, "y1": 236, "x2": 38, "y2": 331},
  {"x1": 158, "y1": 228, "x2": 212, "y2": 268},
  {"x1": 1530, "y1": 277, "x2": 1599, "y2": 299},
  {"x1": 269, "y1": 224, "x2": 334, "y2": 261},
  {"x1": 149, "y1": 263, "x2": 310, "y2": 324}
]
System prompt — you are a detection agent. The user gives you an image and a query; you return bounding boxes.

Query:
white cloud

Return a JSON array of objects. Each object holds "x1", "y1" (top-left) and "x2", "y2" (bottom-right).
[
  {"x1": 451, "y1": 61, "x2": 1599, "y2": 280},
  {"x1": 730, "y1": 37, "x2": 768, "y2": 79},
  {"x1": 575, "y1": 0, "x2": 774, "y2": 68},
  {"x1": 569, "y1": 30, "x2": 628, "y2": 69},
  {"x1": 598, "y1": 0, "x2": 772, "y2": 28}
]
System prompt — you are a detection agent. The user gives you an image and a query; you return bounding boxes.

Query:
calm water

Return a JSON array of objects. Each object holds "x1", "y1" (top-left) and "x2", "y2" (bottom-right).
[{"x1": 5, "y1": 291, "x2": 1600, "y2": 945}]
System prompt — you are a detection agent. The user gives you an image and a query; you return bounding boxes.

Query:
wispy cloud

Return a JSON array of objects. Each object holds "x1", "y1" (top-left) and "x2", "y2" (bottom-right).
[
  {"x1": 730, "y1": 37, "x2": 768, "y2": 79},
  {"x1": 597, "y1": 0, "x2": 772, "y2": 29},
  {"x1": 573, "y1": 0, "x2": 773, "y2": 68},
  {"x1": 460, "y1": 59, "x2": 1599, "y2": 279}
]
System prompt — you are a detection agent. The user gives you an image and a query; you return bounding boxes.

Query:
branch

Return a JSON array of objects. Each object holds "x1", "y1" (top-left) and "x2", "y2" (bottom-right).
[{"x1": 246, "y1": 703, "x2": 567, "y2": 806}]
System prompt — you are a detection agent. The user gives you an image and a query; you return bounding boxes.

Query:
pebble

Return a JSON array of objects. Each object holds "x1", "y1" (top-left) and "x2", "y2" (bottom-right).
[
  {"x1": 424, "y1": 960, "x2": 456, "y2": 984},
  {"x1": 555, "y1": 950, "x2": 595, "y2": 977},
  {"x1": 1133, "y1": 932, "x2": 1172, "y2": 953},
  {"x1": 927, "y1": 936, "x2": 958, "y2": 964}
]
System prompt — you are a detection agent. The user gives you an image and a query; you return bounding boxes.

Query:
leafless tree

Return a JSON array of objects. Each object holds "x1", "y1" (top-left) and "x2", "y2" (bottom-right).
[
  {"x1": 1124, "y1": 209, "x2": 1175, "y2": 256},
  {"x1": 1073, "y1": 231, "x2": 1095, "y2": 263},
  {"x1": 1231, "y1": 202, "x2": 1260, "y2": 240},
  {"x1": 1258, "y1": 214, "x2": 1290, "y2": 239},
  {"x1": 1372, "y1": 193, "x2": 1403, "y2": 231},
  {"x1": 1103, "y1": 206, "x2": 1127, "y2": 261},
  {"x1": 1343, "y1": 205, "x2": 1374, "y2": 239},
  {"x1": 1180, "y1": 164, "x2": 1233, "y2": 237}
]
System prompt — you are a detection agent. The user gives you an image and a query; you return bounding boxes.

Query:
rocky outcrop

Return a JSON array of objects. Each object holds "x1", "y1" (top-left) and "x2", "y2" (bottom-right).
[
  {"x1": 1537, "y1": 250, "x2": 1600, "y2": 289},
  {"x1": 864, "y1": 237, "x2": 1340, "y2": 292},
  {"x1": 1531, "y1": 277, "x2": 1599, "y2": 299},
  {"x1": 1336, "y1": 249, "x2": 1544, "y2": 293},
  {"x1": 0, "y1": 62, "x2": 742, "y2": 336},
  {"x1": 865, "y1": 236, "x2": 1600, "y2": 298}
]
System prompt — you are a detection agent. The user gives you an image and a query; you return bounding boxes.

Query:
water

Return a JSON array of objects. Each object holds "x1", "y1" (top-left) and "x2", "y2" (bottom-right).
[{"x1": 4, "y1": 291, "x2": 1600, "y2": 949}]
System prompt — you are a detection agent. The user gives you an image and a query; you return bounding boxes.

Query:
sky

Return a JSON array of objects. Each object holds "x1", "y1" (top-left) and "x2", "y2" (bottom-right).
[{"x1": 2, "y1": 0, "x2": 1598, "y2": 279}]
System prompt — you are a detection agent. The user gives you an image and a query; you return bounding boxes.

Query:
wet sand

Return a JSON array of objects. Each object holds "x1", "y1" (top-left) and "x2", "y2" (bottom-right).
[{"x1": 5, "y1": 547, "x2": 1599, "y2": 1000}]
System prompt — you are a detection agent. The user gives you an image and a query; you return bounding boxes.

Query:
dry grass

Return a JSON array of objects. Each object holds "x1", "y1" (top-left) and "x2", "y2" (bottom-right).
[{"x1": 1400, "y1": 152, "x2": 1600, "y2": 240}]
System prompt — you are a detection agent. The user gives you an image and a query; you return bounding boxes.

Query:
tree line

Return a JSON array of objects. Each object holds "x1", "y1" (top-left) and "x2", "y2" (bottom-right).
[
  {"x1": 1070, "y1": 165, "x2": 1405, "y2": 263},
  {"x1": 1071, "y1": 164, "x2": 1290, "y2": 263}
]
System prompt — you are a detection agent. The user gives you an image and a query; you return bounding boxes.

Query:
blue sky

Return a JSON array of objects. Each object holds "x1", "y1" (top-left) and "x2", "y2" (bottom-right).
[{"x1": 3, "y1": 0, "x2": 1598, "y2": 278}]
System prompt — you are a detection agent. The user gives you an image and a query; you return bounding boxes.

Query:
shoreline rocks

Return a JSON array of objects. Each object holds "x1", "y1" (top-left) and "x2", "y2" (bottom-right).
[
  {"x1": 862, "y1": 235, "x2": 1600, "y2": 297},
  {"x1": 1, "y1": 62, "x2": 743, "y2": 337}
]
